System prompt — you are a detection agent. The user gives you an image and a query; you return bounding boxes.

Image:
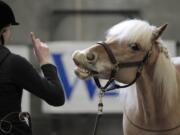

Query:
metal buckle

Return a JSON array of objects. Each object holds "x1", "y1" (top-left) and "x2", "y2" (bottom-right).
[{"x1": 19, "y1": 112, "x2": 27, "y2": 121}]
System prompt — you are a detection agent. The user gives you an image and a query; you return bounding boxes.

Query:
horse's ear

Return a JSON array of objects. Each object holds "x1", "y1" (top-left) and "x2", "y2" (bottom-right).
[{"x1": 153, "y1": 24, "x2": 168, "y2": 41}]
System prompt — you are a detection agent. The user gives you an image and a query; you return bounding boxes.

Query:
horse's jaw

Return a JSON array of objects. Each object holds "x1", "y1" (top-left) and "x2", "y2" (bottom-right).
[
  {"x1": 73, "y1": 63, "x2": 100, "y2": 80},
  {"x1": 112, "y1": 68, "x2": 139, "y2": 84},
  {"x1": 74, "y1": 67, "x2": 92, "y2": 80},
  {"x1": 74, "y1": 66, "x2": 112, "y2": 80}
]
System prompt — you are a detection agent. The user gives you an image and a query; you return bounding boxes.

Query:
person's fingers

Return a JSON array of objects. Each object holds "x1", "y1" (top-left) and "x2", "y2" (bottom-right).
[
  {"x1": 41, "y1": 42, "x2": 48, "y2": 47},
  {"x1": 36, "y1": 38, "x2": 41, "y2": 45},
  {"x1": 30, "y1": 32, "x2": 40, "y2": 52},
  {"x1": 33, "y1": 48, "x2": 36, "y2": 56},
  {"x1": 30, "y1": 32, "x2": 36, "y2": 45},
  {"x1": 30, "y1": 32, "x2": 42, "y2": 52}
]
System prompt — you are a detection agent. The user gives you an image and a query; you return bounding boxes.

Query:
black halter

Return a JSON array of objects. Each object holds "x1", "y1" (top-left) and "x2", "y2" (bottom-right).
[{"x1": 93, "y1": 41, "x2": 150, "y2": 92}]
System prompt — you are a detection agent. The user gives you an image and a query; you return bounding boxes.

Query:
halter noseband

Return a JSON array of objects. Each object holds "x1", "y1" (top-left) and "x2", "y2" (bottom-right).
[{"x1": 93, "y1": 41, "x2": 150, "y2": 92}]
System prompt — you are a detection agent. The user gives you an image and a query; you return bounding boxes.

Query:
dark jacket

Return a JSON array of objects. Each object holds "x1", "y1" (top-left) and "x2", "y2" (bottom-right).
[{"x1": 0, "y1": 45, "x2": 65, "y2": 134}]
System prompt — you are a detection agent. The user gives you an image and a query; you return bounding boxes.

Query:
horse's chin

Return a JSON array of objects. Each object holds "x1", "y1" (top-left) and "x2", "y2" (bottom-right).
[
  {"x1": 74, "y1": 68, "x2": 111, "y2": 80},
  {"x1": 74, "y1": 70, "x2": 111, "y2": 81},
  {"x1": 74, "y1": 66, "x2": 98, "y2": 80},
  {"x1": 73, "y1": 55, "x2": 101, "y2": 79},
  {"x1": 74, "y1": 67, "x2": 98, "y2": 80},
  {"x1": 73, "y1": 61, "x2": 111, "y2": 80}
]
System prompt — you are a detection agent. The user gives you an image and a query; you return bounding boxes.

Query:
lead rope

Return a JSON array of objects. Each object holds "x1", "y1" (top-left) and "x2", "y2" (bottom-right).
[{"x1": 93, "y1": 89, "x2": 104, "y2": 135}]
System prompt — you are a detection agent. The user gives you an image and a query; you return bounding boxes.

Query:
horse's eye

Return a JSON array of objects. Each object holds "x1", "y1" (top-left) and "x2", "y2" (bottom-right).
[{"x1": 129, "y1": 43, "x2": 140, "y2": 51}]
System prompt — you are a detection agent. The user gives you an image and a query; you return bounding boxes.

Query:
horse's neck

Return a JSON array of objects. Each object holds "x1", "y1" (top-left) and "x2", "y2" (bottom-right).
[
  {"x1": 125, "y1": 67, "x2": 180, "y2": 128},
  {"x1": 129, "y1": 69, "x2": 158, "y2": 123},
  {"x1": 136, "y1": 74, "x2": 156, "y2": 123}
]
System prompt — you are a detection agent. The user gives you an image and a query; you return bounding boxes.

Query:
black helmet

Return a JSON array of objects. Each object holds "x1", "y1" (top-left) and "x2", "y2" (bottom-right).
[{"x1": 0, "y1": 0, "x2": 19, "y2": 29}]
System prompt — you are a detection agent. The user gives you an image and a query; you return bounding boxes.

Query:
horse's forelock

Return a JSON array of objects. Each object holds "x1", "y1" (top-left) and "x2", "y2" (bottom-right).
[{"x1": 106, "y1": 19, "x2": 154, "y2": 50}]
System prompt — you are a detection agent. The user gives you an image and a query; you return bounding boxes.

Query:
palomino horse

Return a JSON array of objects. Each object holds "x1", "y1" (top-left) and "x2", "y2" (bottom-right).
[{"x1": 72, "y1": 19, "x2": 180, "y2": 135}]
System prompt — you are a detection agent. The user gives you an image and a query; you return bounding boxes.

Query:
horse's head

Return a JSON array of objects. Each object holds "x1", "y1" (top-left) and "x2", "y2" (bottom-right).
[{"x1": 72, "y1": 19, "x2": 167, "y2": 83}]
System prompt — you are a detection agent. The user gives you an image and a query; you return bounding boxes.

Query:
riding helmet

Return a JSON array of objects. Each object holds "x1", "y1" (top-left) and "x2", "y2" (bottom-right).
[{"x1": 0, "y1": 0, "x2": 19, "y2": 29}]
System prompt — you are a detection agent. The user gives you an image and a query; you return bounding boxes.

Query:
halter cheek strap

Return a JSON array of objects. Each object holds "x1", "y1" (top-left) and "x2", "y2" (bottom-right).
[{"x1": 97, "y1": 42, "x2": 117, "y2": 64}]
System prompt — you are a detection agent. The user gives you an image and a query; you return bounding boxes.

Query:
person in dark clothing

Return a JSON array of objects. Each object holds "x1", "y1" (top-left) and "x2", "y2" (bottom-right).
[{"x1": 0, "y1": 1, "x2": 65, "y2": 134}]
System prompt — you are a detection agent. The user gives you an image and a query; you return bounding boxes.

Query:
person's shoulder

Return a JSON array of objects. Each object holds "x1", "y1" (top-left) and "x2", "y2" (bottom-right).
[
  {"x1": 11, "y1": 53, "x2": 27, "y2": 62},
  {"x1": 10, "y1": 53, "x2": 31, "y2": 66}
]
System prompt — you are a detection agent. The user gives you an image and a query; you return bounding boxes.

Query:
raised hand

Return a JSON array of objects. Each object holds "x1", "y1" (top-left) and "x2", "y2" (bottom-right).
[{"x1": 30, "y1": 32, "x2": 51, "y2": 66}]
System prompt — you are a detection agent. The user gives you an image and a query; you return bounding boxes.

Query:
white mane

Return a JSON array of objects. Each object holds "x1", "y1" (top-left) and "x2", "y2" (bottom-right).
[
  {"x1": 106, "y1": 19, "x2": 178, "y2": 107},
  {"x1": 153, "y1": 41, "x2": 178, "y2": 107},
  {"x1": 106, "y1": 19, "x2": 155, "y2": 50}
]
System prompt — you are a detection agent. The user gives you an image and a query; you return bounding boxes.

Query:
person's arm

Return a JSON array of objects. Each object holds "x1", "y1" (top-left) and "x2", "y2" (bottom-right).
[
  {"x1": 12, "y1": 32, "x2": 65, "y2": 106},
  {"x1": 11, "y1": 55, "x2": 65, "y2": 106}
]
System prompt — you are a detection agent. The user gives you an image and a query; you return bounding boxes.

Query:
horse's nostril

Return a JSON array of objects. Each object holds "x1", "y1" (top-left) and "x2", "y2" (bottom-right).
[{"x1": 86, "y1": 52, "x2": 95, "y2": 61}]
